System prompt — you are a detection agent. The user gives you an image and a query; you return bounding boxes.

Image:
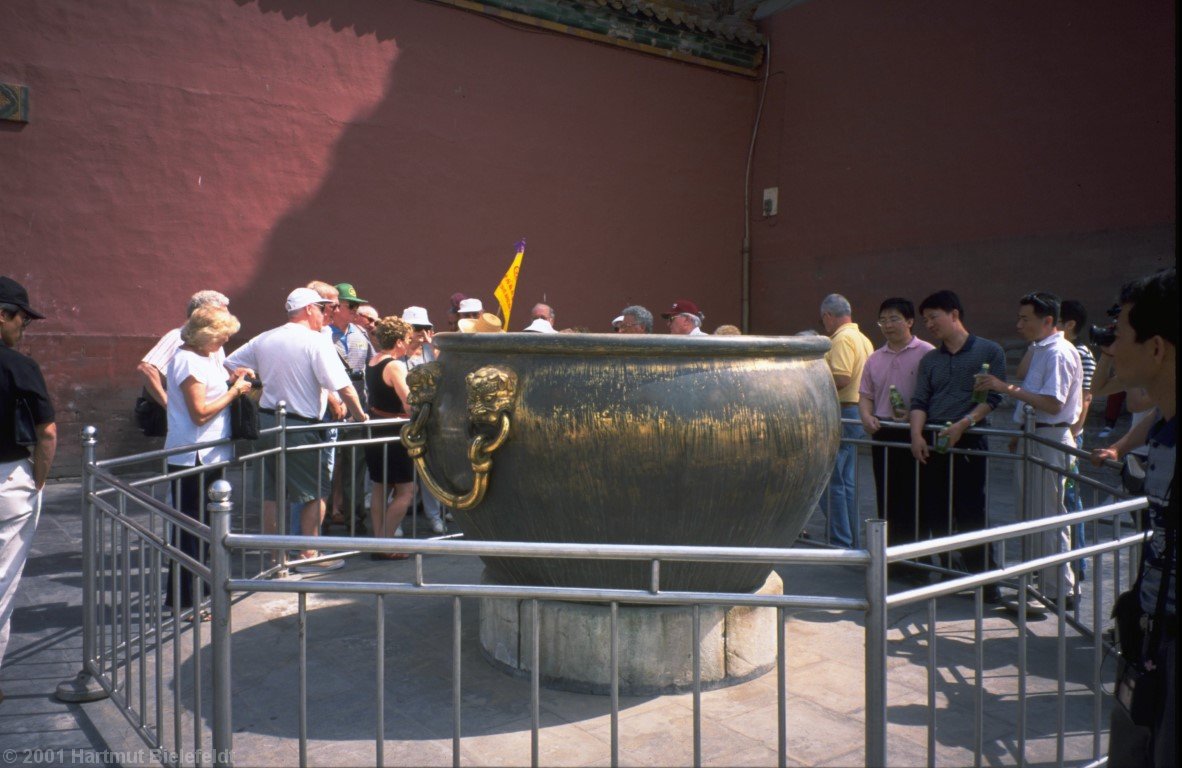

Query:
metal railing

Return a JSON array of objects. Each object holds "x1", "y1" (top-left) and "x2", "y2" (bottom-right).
[{"x1": 57, "y1": 404, "x2": 1147, "y2": 767}]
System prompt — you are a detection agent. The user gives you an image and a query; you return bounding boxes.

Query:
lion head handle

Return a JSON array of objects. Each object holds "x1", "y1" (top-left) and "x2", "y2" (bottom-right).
[
  {"x1": 466, "y1": 366, "x2": 517, "y2": 426},
  {"x1": 405, "y1": 362, "x2": 441, "y2": 409}
]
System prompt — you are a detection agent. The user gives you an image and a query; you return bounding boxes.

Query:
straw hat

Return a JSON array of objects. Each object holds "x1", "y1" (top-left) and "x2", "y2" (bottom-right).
[{"x1": 458, "y1": 312, "x2": 505, "y2": 333}]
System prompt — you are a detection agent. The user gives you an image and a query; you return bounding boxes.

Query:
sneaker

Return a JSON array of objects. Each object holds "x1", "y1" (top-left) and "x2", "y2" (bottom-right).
[
  {"x1": 293, "y1": 558, "x2": 345, "y2": 574},
  {"x1": 430, "y1": 519, "x2": 446, "y2": 535},
  {"x1": 1098, "y1": 427, "x2": 1113, "y2": 439},
  {"x1": 983, "y1": 586, "x2": 1003, "y2": 605},
  {"x1": 444, "y1": 511, "x2": 454, "y2": 522},
  {"x1": 393, "y1": 526, "x2": 404, "y2": 538}
]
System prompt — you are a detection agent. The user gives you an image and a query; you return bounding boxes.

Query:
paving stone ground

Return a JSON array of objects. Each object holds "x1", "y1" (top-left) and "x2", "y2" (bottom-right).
[{"x1": 1, "y1": 419, "x2": 1131, "y2": 766}]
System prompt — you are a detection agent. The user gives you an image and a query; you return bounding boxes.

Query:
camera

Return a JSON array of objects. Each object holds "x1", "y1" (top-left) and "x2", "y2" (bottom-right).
[
  {"x1": 1089, "y1": 303, "x2": 1120, "y2": 349},
  {"x1": 244, "y1": 375, "x2": 262, "y2": 390}
]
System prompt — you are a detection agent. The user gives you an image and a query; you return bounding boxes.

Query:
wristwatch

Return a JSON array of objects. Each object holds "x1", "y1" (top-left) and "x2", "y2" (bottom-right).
[{"x1": 966, "y1": 413, "x2": 979, "y2": 428}]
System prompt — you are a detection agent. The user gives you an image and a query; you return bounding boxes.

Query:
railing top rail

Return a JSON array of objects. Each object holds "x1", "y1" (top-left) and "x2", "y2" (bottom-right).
[
  {"x1": 225, "y1": 532, "x2": 872, "y2": 565},
  {"x1": 886, "y1": 496, "x2": 1148, "y2": 563},
  {"x1": 89, "y1": 465, "x2": 212, "y2": 538},
  {"x1": 888, "y1": 531, "x2": 1147, "y2": 607},
  {"x1": 227, "y1": 577, "x2": 870, "y2": 611}
]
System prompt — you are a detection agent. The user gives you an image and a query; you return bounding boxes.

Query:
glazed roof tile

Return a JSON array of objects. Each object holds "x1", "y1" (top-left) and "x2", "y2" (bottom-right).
[{"x1": 588, "y1": 0, "x2": 764, "y2": 45}]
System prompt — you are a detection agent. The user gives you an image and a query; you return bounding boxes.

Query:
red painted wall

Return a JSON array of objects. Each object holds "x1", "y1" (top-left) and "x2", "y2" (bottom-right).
[
  {"x1": 5, "y1": 0, "x2": 1174, "y2": 473},
  {"x1": 2, "y1": 0, "x2": 753, "y2": 469},
  {"x1": 748, "y1": 0, "x2": 1175, "y2": 338}
]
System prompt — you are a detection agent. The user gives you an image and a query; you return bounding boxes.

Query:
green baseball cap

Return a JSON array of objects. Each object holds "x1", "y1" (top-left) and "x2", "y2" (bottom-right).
[{"x1": 334, "y1": 282, "x2": 367, "y2": 304}]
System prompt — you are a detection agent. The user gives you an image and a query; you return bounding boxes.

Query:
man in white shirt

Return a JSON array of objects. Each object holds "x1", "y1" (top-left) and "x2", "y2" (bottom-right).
[
  {"x1": 224, "y1": 288, "x2": 367, "y2": 572},
  {"x1": 976, "y1": 291, "x2": 1083, "y2": 605}
]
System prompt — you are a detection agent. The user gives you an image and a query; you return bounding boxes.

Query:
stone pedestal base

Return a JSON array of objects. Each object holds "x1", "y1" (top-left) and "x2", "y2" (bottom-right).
[{"x1": 478, "y1": 572, "x2": 782, "y2": 695}]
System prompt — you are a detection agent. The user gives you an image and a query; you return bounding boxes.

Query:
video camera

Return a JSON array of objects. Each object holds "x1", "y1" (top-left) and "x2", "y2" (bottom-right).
[{"x1": 1089, "y1": 303, "x2": 1120, "y2": 349}]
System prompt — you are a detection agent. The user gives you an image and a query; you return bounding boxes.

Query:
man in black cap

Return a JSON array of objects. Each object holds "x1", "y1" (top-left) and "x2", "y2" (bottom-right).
[{"x1": 0, "y1": 276, "x2": 57, "y2": 701}]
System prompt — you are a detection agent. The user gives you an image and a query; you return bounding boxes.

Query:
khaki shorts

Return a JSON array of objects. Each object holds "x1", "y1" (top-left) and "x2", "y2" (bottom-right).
[{"x1": 256, "y1": 411, "x2": 330, "y2": 504}]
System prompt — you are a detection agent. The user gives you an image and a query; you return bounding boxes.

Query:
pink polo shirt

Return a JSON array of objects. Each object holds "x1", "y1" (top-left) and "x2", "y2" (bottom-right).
[{"x1": 858, "y1": 336, "x2": 936, "y2": 420}]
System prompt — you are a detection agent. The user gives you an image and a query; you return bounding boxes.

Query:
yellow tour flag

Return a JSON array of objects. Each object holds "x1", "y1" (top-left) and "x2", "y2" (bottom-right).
[{"x1": 494, "y1": 239, "x2": 526, "y2": 328}]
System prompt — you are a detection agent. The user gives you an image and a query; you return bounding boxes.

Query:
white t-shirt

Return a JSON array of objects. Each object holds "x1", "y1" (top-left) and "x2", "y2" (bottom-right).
[
  {"x1": 164, "y1": 349, "x2": 233, "y2": 466},
  {"x1": 224, "y1": 323, "x2": 350, "y2": 420}
]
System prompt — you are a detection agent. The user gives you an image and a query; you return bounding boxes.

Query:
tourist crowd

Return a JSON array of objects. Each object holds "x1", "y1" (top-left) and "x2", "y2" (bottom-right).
[{"x1": 0, "y1": 270, "x2": 1174, "y2": 763}]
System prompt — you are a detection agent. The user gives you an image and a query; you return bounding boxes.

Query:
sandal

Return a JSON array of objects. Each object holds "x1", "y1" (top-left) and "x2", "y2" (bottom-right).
[
  {"x1": 293, "y1": 558, "x2": 346, "y2": 574},
  {"x1": 185, "y1": 608, "x2": 212, "y2": 623}
]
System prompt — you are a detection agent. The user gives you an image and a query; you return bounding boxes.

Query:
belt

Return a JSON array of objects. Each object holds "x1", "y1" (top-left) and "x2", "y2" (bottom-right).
[
  {"x1": 839, "y1": 401, "x2": 859, "y2": 407},
  {"x1": 369, "y1": 406, "x2": 408, "y2": 420},
  {"x1": 259, "y1": 407, "x2": 320, "y2": 424},
  {"x1": 1035, "y1": 422, "x2": 1071, "y2": 428}
]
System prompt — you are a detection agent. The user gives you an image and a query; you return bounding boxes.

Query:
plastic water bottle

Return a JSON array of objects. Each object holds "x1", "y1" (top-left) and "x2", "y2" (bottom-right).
[
  {"x1": 934, "y1": 423, "x2": 951, "y2": 454},
  {"x1": 888, "y1": 385, "x2": 907, "y2": 420},
  {"x1": 971, "y1": 363, "x2": 990, "y2": 404}
]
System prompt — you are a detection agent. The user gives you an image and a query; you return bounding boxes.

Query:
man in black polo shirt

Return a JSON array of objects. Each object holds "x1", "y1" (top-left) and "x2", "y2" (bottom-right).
[
  {"x1": 0, "y1": 276, "x2": 57, "y2": 701},
  {"x1": 909, "y1": 290, "x2": 1006, "y2": 600}
]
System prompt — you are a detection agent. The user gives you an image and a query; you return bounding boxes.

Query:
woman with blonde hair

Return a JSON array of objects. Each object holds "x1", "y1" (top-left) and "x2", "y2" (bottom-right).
[
  {"x1": 164, "y1": 305, "x2": 254, "y2": 618},
  {"x1": 364, "y1": 315, "x2": 416, "y2": 559}
]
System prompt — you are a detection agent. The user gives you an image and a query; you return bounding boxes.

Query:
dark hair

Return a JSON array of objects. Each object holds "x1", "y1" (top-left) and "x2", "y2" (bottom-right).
[
  {"x1": 1119, "y1": 268, "x2": 1177, "y2": 346},
  {"x1": 877, "y1": 297, "x2": 915, "y2": 321},
  {"x1": 1059, "y1": 300, "x2": 1087, "y2": 334},
  {"x1": 917, "y1": 290, "x2": 965, "y2": 319},
  {"x1": 1019, "y1": 291, "x2": 1060, "y2": 323}
]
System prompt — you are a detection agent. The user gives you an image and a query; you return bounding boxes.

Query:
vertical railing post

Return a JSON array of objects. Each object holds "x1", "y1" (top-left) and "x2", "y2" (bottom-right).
[
  {"x1": 1018, "y1": 405, "x2": 1035, "y2": 591},
  {"x1": 277, "y1": 402, "x2": 288, "y2": 535},
  {"x1": 864, "y1": 518, "x2": 888, "y2": 767},
  {"x1": 208, "y1": 480, "x2": 234, "y2": 767},
  {"x1": 56, "y1": 426, "x2": 109, "y2": 703}
]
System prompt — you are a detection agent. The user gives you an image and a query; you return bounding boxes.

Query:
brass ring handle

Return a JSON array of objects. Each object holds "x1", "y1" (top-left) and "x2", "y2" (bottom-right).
[{"x1": 399, "y1": 364, "x2": 516, "y2": 512}]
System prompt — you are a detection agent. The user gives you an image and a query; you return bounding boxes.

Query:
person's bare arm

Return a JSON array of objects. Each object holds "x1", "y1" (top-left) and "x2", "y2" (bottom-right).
[
  {"x1": 909, "y1": 409, "x2": 930, "y2": 464},
  {"x1": 975, "y1": 373, "x2": 1063, "y2": 414},
  {"x1": 1090, "y1": 408, "x2": 1157, "y2": 466},
  {"x1": 33, "y1": 422, "x2": 58, "y2": 490},
  {"x1": 1071, "y1": 391, "x2": 1093, "y2": 436},
  {"x1": 859, "y1": 398, "x2": 880, "y2": 435},
  {"x1": 137, "y1": 361, "x2": 167, "y2": 406},
  {"x1": 336, "y1": 385, "x2": 367, "y2": 422},
  {"x1": 181, "y1": 374, "x2": 252, "y2": 426},
  {"x1": 1089, "y1": 353, "x2": 1123, "y2": 397},
  {"x1": 1015, "y1": 346, "x2": 1033, "y2": 380}
]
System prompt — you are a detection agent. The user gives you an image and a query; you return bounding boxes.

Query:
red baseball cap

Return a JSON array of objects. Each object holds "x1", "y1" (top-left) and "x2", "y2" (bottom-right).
[{"x1": 661, "y1": 299, "x2": 701, "y2": 319}]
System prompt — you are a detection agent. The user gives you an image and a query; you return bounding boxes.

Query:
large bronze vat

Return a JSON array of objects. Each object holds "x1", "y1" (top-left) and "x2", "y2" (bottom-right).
[{"x1": 401, "y1": 333, "x2": 839, "y2": 593}]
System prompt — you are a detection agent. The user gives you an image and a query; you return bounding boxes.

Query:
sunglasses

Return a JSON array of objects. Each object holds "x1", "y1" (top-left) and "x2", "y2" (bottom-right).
[{"x1": 412, "y1": 325, "x2": 432, "y2": 332}]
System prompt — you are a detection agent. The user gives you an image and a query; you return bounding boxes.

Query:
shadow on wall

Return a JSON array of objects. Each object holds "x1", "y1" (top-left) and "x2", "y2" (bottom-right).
[{"x1": 229, "y1": 0, "x2": 743, "y2": 336}]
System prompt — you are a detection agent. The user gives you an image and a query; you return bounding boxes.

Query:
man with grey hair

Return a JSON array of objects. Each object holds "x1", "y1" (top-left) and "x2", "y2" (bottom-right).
[
  {"x1": 661, "y1": 299, "x2": 706, "y2": 336},
  {"x1": 614, "y1": 305, "x2": 653, "y2": 334},
  {"x1": 531, "y1": 303, "x2": 556, "y2": 325},
  {"x1": 137, "y1": 290, "x2": 230, "y2": 409},
  {"x1": 818, "y1": 293, "x2": 873, "y2": 548}
]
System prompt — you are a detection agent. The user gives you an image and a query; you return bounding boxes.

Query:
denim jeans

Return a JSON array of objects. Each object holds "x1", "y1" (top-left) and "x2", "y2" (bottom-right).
[
  {"x1": 1064, "y1": 433, "x2": 1087, "y2": 580},
  {"x1": 826, "y1": 405, "x2": 865, "y2": 548}
]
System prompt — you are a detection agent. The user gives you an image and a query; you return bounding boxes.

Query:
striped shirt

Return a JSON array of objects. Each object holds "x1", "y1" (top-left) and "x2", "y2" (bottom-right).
[
  {"x1": 910, "y1": 334, "x2": 1007, "y2": 423},
  {"x1": 1076, "y1": 344, "x2": 1096, "y2": 391}
]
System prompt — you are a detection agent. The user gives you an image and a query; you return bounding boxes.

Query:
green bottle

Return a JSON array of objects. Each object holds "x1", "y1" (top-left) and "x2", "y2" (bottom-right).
[
  {"x1": 888, "y1": 385, "x2": 907, "y2": 420},
  {"x1": 934, "y1": 423, "x2": 951, "y2": 454},
  {"x1": 971, "y1": 363, "x2": 990, "y2": 404}
]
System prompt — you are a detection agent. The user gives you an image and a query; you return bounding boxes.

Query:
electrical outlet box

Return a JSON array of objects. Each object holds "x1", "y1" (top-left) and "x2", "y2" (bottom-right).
[{"x1": 762, "y1": 187, "x2": 778, "y2": 217}]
